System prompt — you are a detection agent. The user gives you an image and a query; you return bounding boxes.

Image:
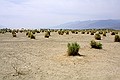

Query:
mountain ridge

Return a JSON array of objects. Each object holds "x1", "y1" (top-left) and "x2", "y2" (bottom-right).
[{"x1": 53, "y1": 19, "x2": 120, "y2": 30}]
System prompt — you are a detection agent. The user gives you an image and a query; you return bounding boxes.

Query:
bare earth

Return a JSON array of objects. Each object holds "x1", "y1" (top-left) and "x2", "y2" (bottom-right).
[{"x1": 0, "y1": 32, "x2": 120, "y2": 80}]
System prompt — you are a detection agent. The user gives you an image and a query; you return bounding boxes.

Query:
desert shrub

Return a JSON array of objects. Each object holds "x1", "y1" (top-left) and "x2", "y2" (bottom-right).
[
  {"x1": 58, "y1": 31, "x2": 64, "y2": 35},
  {"x1": 65, "y1": 31, "x2": 69, "y2": 35},
  {"x1": 81, "y1": 31, "x2": 85, "y2": 34},
  {"x1": 45, "y1": 32, "x2": 50, "y2": 38},
  {"x1": 114, "y1": 35, "x2": 120, "y2": 42},
  {"x1": 30, "y1": 34, "x2": 35, "y2": 39},
  {"x1": 75, "y1": 31, "x2": 78, "y2": 34},
  {"x1": 12, "y1": 31, "x2": 17, "y2": 37},
  {"x1": 28, "y1": 32, "x2": 31, "y2": 37},
  {"x1": 47, "y1": 31, "x2": 51, "y2": 36},
  {"x1": 26, "y1": 32, "x2": 29, "y2": 36},
  {"x1": 67, "y1": 42, "x2": 80, "y2": 56},
  {"x1": 87, "y1": 31, "x2": 89, "y2": 34},
  {"x1": 91, "y1": 31, "x2": 94, "y2": 35},
  {"x1": 32, "y1": 30, "x2": 35, "y2": 34},
  {"x1": 99, "y1": 31, "x2": 103, "y2": 34},
  {"x1": 95, "y1": 34, "x2": 101, "y2": 40},
  {"x1": 103, "y1": 32, "x2": 106, "y2": 36},
  {"x1": 71, "y1": 30, "x2": 75, "y2": 33},
  {"x1": 111, "y1": 32, "x2": 115, "y2": 35},
  {"x1": 12, "y1": 33, "x2": 16, "y2": 37},
  {"x1": 90, "y1": 40, "x2": 102, "y2": 49},
  {"x1": 36, "y1": 30, "x2": 40, "y2": 33},
  {"x1": 114, "y1": 31, "x2": 118, "y2": 34}
]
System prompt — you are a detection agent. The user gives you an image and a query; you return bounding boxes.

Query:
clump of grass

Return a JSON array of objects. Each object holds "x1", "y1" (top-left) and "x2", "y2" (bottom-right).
[
  {"x1": 114, "y1": 35, "x2": 120, "y2": 42},
  {"x1": 95, "y1": 34, "x2": 101, "y2": 40},
  {"x1": 90, "y1": 40, "x2": 102, "y2": 49},
  {"x1": 67, "y1": 42, "x2": 80, "y2": 56}
]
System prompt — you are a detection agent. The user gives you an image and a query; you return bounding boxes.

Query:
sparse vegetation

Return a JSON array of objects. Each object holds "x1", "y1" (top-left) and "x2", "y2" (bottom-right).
[
  {"x1": 12, "y1": 31, "x2": 17, "y2": 37},
  {"x1": 67, "y1": 42, "x2": 80, "y2": 56},
  {"x1": 103, "y1": 32, "x2": 106, "y2": 36},
  {"x1": 95, "y1": 34, "x2": 101, "y2": 40},
  {"x1": 65, "y1": 31, "x2": 69, "y2": 35},
  {"x1": 30, "y1": 33, "x2": 35, "y2": 39},
  {"x1": 90, "y1": 40, "x2": 102, "y2": 49},
  {"x1": 111, "y1": 32, "x2": 115, "y2": 35},
  {"x1": 114, "y1": 35, "x2": 120, "y2": 42},
  {"x1": 90, "y1": 31, "x2": 94, "y2": 35},
  {"x1": 45, "y1": 31, "x2": 50, "y2": 38}
]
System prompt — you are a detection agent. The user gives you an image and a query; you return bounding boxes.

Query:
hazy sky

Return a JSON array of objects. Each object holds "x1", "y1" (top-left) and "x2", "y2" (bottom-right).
[{"x1": 0, "y1": 0, "x2": 120, "y2": 28}]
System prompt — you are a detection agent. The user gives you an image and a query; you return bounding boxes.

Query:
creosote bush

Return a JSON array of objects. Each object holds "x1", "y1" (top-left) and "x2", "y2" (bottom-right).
[
  {"x1": 111, "y1": 32, "x2": 115, "y2": 35},
  {"x1": 45, "y1": 31, "x2": 50, "y2": 38},
  {"x1": 58, "y1": 31, "x2": 64, "y2": 35},
  {"x1": 114, "y1": 35, "x2": 120, "y2": 42},
  {"x1": 90, "y1": 31, "x2": 94, "y2": 35},
  {"x1": 103, "y1": 32, "x2": 106, "y2": 36},
  {"x1": 90, "y1": 40, "x2": 102, "y2": 49},
  {"x1": 95, "y1": 34, "x2": 101, "y2": 40},
  {"x1": 12, "y1": 31, "x2": 17, "y2": 37},
  {"x1": 30, "y1": 33, "x2": 35, "y2": 39},
  {"x1": 65, "y1": 31, "x2": 69, "y2": 35},
  {"x1": 81, "y1": 31, "x2": 85, "y2": 34},
  {"x1": 67, "y1": 42, "x2": 80, "y2": 56}
]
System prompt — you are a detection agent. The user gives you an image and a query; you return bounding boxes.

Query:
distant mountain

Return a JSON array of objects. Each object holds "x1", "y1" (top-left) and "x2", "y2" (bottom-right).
[{"x1": 54, "y1": 19, "x2": 120, "y2": 30}]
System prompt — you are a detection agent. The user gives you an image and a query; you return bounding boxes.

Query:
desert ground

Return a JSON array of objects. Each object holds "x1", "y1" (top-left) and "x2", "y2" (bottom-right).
[{"x1": 0, "y1": 31, "x2": 120, "y2": 80}]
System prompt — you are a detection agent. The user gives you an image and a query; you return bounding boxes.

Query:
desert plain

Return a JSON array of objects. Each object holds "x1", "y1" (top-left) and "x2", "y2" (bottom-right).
[{"x1": 0, "y1": 31, "x2": 120, "y2": 80}]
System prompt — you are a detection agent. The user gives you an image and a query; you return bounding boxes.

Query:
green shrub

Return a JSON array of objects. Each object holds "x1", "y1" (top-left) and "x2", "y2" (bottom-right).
[
  {"x1": 90, "y1": 40, "x2": 102, "y2": 49},
  {"x1": 95, "y1": 34, "x2": 101, "y2": 40},
  {"x1": 114, "y1": 35, "x2": 120, "y2": 42},
  {"x1": 67, "y1": 42, "x2": 80, "y2": 56}
]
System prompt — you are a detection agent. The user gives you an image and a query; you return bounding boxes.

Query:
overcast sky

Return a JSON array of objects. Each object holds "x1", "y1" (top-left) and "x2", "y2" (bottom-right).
[{"x1": 0, "y1": 0, "x2": 120, "y2": 28}]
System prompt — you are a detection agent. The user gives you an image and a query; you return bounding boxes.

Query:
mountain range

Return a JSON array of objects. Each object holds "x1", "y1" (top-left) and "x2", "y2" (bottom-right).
[
  {"x1": 53, "y1": 19, "x2": 120, "y2": 30},
  {"x1": 0, "y1": 19, "x2": 120, "y2": 30}
]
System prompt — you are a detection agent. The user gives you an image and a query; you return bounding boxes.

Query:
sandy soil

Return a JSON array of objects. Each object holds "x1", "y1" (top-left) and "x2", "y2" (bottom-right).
[{"x1": 0, "y1": 32, "x2": 120, "y2": 80}]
